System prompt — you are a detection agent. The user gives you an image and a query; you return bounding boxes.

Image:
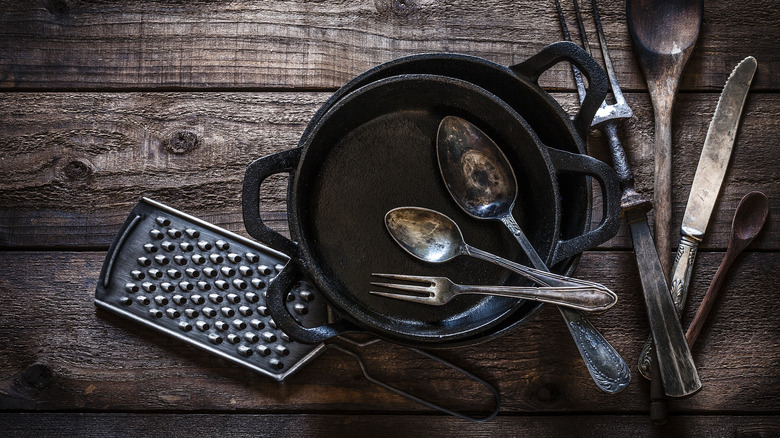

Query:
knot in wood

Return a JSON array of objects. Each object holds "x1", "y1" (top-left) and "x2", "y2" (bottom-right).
[
  {"x1": 21, "y1": 363, "x2": 54, "y2": 390},
  {"x1": 46, "y1": 0, "x2": 70, "y2": 15},
  {"x1": 63, "y1": 158, "x2": 95, "y2": 181},
  {"x1": 375, "y1": 0, "x2": 419, "y2": 17},
  {"x1": 531, "y1": 381, "x2": 562, "y2": 405},
  {"x1": 164, "y1": 131, "x2": 199, "y2": 154}
]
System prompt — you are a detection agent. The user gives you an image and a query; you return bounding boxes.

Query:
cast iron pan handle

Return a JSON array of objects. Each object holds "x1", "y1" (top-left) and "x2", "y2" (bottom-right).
[
  {"x1": 242, "y1": 148, "x2": 302, "y2": 257},
  {"x1": 547, "y1": 148, "x2": 621, "y2": 263},
  {"x1": 510, "y1": 41, "x2": 608, "y2": 140},
  {"x1": 267, "y1": 260, "x2": 358, "y2": 344}
]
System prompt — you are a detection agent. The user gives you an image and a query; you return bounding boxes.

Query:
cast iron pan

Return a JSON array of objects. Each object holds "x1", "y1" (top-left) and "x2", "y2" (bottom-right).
[
  {"x1": 299, "y1": 42, "x2": 607, "y2": 270},
  {"x1": 243, "y1": 74, "x2": 620, "y2": 347}
]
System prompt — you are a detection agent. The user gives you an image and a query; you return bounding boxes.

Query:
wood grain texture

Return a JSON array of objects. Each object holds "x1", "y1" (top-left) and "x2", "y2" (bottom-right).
[
  {"x1": 1, "y1": 92, "x2": 777, "y2": 250},
  {"x1": 0, "y1": 0, "x2": 777, "y2": 91},
  {"x1": 1, "y1": 413, "x2": 779, "y2": 437},
  {"x1": 1, "y1": 251, "x2": 777, "y2": 413}
]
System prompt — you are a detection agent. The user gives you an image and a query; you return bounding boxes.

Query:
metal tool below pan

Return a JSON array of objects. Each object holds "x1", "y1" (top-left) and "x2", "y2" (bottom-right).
[{"x1": 94, "y1": 198, "x2": 500, "y2": 422}]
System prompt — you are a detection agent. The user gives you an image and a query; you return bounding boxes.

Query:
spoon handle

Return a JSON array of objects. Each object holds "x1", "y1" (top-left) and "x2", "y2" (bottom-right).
[
  {"x1": 685, "y1": 244, "x2": 741, "y2": 346},
  {"x1": 466, "y1": 245, "x2": 631, "y2": 393},
  {"x1": 466, "y1": 245, "x2": 603, "y2": 289},
  {"x1": 498, "y1": 214, "x2": 548, "y2": 270},
  {"x1": 456, "y1": 284, "x2": 617, "y2": 313}
]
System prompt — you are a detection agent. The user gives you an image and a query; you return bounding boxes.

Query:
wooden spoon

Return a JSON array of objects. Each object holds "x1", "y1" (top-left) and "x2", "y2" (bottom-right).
[
  {"x1": 686, "y1": 192, "x2": 770, "y2": 346},
  {"x1": 626, "y1": 0, "x2": 703, "y2": 275}
]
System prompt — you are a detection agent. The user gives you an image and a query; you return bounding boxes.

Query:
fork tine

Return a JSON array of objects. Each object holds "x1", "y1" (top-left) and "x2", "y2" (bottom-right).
[
  {"x1": 369, "y1": 281, "x2": 433, "y2": 295},
  {"x1": 371, "y1": 273, "x2": 434, "y2": 283},
  {"x1": 554, "y1": 0, "x2": 587, "y2": 103},
  {"x1": 591, "y1": 0, "x2": 630, "y2": 107},
  {"x1": 369, "y1": 291, "x2": 435, "y2": 305}
]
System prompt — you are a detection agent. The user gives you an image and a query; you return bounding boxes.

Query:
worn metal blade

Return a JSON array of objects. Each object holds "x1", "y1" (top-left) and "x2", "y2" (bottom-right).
[{"x1": 681, "y1": 56, "x2": 757, "y2": 237}]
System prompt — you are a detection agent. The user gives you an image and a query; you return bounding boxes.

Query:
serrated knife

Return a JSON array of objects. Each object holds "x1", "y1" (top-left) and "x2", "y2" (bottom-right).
[{"x1": 638, "y1": 56, "x2": 758, "y2": 379}]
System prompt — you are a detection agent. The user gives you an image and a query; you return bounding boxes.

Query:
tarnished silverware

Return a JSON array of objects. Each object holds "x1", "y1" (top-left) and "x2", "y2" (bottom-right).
[
  {"x1": 555, "y1": 0, "x2": 698, "y2": 399},
  {"x1": 436, "y1": 115, "x2": 546, "y2": 269},
  {"x1": 385, "y1": 206, "x2": 631, "y2": 393},
  {"x1": 638, "y1": 56, "x2": 759, "y2": 378},
  {"x1": 370, "y1": 273, "x2": 618, "y2": 312}
]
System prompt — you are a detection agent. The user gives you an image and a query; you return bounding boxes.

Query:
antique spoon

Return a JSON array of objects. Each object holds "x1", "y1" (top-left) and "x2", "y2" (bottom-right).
[
  {"x1": 385, "y1": 206, "x2": 631, "y2": 393},
  {"x1": 436, "y1": 115, "x2": 546, "y2": 269},
  {"x1": 626, "y1": 0, "x2": 703, "y2": 275},
  {"x1": 685, "y1": 191, "x2": 769, "y2": 346}
]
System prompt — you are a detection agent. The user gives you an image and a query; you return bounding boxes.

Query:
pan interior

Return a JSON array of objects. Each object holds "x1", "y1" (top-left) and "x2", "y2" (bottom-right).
[{"x1": 295, "y1": 75, "x2": 559, "y2": 342}]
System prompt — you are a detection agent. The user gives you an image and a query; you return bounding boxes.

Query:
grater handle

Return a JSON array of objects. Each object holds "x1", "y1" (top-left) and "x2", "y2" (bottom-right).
[
  {"x1": 242, "y1": 148, "x2": 301, "y2": 256},
  {"x1": 267, "y1": 259, "x2": 358, "y2": 343}
]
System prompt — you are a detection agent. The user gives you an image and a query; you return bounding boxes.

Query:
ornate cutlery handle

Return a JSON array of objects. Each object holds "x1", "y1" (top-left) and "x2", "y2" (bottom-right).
[
  {"x1": 458, "y1": 284, "x2": 617, "y2": 313},
  {"x1": 559, "y1": 307, "x2": 631, "y2": 393},
  {"x1": 466, "y1": 246, "x2": 631, "y2": 393}
]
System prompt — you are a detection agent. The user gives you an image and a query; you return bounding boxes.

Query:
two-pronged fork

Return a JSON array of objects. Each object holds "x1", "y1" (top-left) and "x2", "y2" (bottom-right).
[
  {"x1": 555, "y1": 0, "x2": 700, "y2": 401},
  {"x1": 370, "y1": 273, "x2": 618, "y2": 312}
]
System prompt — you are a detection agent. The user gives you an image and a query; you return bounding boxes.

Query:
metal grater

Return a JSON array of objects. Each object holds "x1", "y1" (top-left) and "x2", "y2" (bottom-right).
[{"x1": 95, "y1": 197, "x2": 328, "y2": 381}]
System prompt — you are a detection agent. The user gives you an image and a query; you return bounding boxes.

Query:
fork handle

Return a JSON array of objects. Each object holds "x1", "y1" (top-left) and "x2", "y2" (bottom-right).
[{"x1": 455, "y1": 285, "x2": 617, "y2": 312}]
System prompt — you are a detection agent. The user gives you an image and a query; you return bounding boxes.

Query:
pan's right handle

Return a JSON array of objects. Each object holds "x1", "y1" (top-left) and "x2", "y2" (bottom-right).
[
  {"x1": 267, "y1": 260, "x2": 358, "y2": 344},
  {"x1": 547, "y1": 148, "x2": 621, "y2": 263},
  {"x1": 242, "y1": 148, "x2": 302, "y2": 256},
  {"x1": 510, "y1": 41, "x2": 608, "y2": 140}
]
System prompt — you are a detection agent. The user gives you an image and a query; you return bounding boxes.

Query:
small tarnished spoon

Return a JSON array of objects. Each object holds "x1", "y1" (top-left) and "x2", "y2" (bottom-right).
[
  {"x1": 436, "y1": 116, "x2": 546, "y2": 269},
  {"x1": 685, "y1": 191, "x2": 769, "y2": 346},
  {"x1": 385, "y1": 206, "x2": 598, "y2": 289},
  {"x1": 385, "y1": 206, "x2": 632, "y2": 394}
]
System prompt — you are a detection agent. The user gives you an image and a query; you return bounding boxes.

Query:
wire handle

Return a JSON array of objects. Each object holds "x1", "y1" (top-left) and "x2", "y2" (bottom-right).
[{"x1": 330, "y1": 337, "x2": 501, "y2": 422}]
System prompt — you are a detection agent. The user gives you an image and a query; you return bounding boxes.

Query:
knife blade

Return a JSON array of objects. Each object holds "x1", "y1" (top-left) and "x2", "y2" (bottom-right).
[
  {"x1": 670, "y1": 56, "x2": 757, "y2": 308},
  {"x1": 638, "y1": 56, "x2": 758, "y2": 379}
]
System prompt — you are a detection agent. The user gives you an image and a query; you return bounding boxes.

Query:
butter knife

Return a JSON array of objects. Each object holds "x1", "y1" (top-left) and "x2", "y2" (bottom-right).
[{"x1": 638, "y1": 56, "x2": 758, "y2": 379}]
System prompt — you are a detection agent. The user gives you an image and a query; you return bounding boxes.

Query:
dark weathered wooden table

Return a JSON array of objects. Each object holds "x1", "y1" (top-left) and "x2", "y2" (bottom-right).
[{"x1": 1, "y1": 1, "x2": 778, "y2": 435}]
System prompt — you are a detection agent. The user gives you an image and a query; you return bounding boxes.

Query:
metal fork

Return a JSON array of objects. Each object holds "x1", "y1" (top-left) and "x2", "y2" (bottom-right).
[
  {"x1": 555, "y1": 0, "x2": 683, "y2": 404},
  {"x1": 370, "y1": 273, "x2": 618, "y2": 312}
]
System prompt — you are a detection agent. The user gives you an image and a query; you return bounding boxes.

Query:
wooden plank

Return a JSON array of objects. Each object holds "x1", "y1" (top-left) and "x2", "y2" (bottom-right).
[
  {"x1": 0, "y1": 251, "x2": 777, "y2": 413},
  {"x1": 1, "y1": 92, "x2": 777, "y2": 250},
  {"x1": 1, "y1": 413, "x2": 779, "y2": 437},
  {"x1": 0, "y1": 0, "x2": 777, "y2": 91}
]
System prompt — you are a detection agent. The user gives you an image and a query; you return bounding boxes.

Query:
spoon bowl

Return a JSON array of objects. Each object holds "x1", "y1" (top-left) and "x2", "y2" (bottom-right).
[
  {"x1": 437, "y1": 116, "x2": 518, "y2": 220},
  {"x1": 437, "y1": 116, "x2": 547, "y2": 269},
  {"x1": 384, "y1": 206, "x2": 465, "y2": 263}
]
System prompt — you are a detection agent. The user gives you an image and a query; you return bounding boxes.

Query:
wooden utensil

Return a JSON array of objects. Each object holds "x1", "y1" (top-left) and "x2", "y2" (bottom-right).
[
  {"x1": 686, "y1": 192, "x2": 769, "y2": 346},
  {"x1": 626, "y1": 0, "x2": 703, "y2": 275}
]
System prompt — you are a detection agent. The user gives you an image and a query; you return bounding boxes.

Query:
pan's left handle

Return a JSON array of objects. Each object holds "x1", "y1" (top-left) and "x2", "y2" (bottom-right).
[
  {"x1": 267, "y1": 260, "x2": 359, "y2": 344},
  {"x1": 242, "y1": 148, "x2": 302, "y2": 257}
]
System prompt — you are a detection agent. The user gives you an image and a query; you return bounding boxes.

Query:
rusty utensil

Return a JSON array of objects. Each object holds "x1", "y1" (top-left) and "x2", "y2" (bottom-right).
[
  {"x1": 370, "y1": 273, "x2": 618, "y2": 312},
  {"x1": 385, "y1": 206, "x2": 631, "y2": 393},
  {"x1": 685, "y1": 191, "x2": 769, "y2": 346},
  {"x1": 626, "y1": 0, "x2": 703, "y2": 276}
]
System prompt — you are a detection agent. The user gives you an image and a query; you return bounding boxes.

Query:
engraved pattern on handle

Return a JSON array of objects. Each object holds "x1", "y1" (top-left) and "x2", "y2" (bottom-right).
[
  {"x1": 638, "y1": 235, "x2": 700, "y2": 379},
  {"x1": 466, "y1": 246, "x2": 631, "y2": 393},
  {"x1": 499, "y1": 214, "x2": 547, "y2": 270},
  {"x1": 561, "y1": 307, "x2": 631, "y2": 393}
]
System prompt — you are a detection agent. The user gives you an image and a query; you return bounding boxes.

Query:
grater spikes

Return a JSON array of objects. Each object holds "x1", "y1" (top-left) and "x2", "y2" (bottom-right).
[{"x1": 95, "y1": 198, "x2": 328, "y2": 381}]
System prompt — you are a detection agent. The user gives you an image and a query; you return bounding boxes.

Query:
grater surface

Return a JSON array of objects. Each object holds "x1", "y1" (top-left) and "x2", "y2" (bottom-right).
[{"x1": 95, "y1": 198, "x2": 328, "y2": 381}]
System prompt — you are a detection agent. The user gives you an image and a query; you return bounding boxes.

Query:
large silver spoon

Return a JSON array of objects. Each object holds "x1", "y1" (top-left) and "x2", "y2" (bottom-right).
[
  {"x1": 385, "y1": 207, "x2": 631, "y2": 393},
  {"x1": 436, "y1": 115, "x2": 545, "y2": 269}
]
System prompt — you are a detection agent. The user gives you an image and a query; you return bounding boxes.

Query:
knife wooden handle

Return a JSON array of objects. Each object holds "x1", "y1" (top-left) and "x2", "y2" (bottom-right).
[
  {"x1": 638, "y1": 234, "x2": 700, "y2": 378},
  {"x1": 626, "y1": 208, "x2": 701, "y2": 397}
]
